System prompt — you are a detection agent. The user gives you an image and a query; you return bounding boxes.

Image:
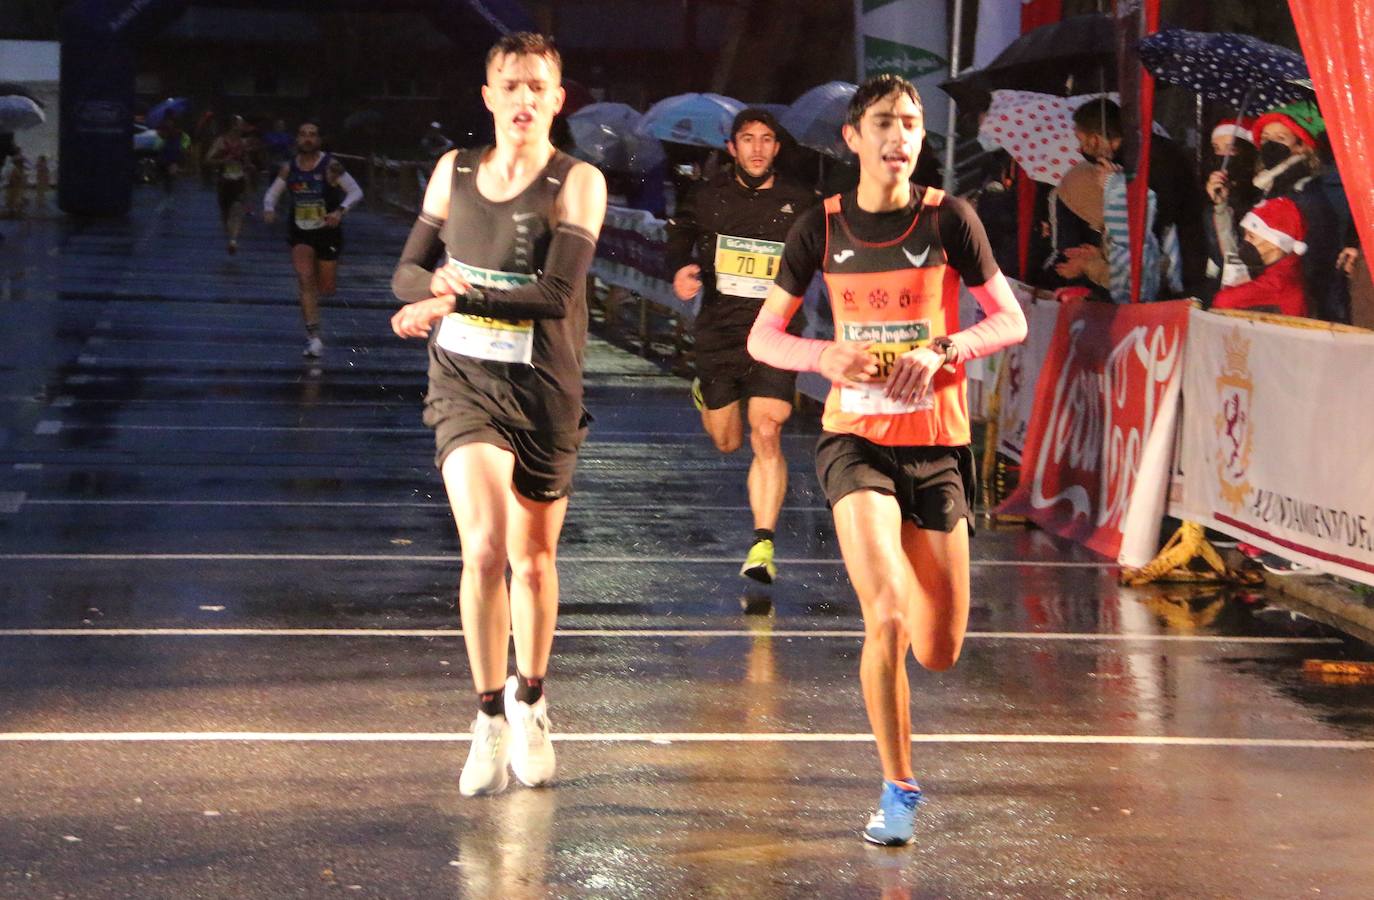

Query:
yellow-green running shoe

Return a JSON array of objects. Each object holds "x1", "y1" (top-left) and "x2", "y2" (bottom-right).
[
  {"x1": 740, "y1": 538, "x2": 777, "y2": 584},
  {"x1": 690, "y1": 376, "x2": 705, "y2": 412}
]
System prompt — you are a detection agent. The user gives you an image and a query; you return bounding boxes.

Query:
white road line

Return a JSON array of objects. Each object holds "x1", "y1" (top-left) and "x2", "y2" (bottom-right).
[
  {"x1": 0, "y1": 628, "x2": 1340, "y2": 645},
  {"x1": 0, "y1": 553, "x2": 1113, "y2": 568},
  {"x1": 19, "y1": 499, "x2": 831, "y2": 513},
  {"x1": 39, "y1": 423, "x2": 809, "y2": 440},
  {"x1": 1, "y1": 732, "x2": 1369, "y2": 749}
]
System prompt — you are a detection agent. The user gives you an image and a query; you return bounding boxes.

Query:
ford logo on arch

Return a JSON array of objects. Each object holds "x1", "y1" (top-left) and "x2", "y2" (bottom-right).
[{"x1": 77, "y1": 100, "x2": 126, "y2": 127}]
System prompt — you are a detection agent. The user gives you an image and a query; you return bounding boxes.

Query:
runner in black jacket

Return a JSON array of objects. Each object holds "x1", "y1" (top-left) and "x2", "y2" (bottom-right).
[{"x1": 664, "y1": 108, "x2": 817, "y2": 584}]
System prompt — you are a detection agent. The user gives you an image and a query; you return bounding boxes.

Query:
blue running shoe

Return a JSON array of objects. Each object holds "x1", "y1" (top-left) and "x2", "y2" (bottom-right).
[{"x1": 862, "y1": 780, "x2": 923, "y2": 846}]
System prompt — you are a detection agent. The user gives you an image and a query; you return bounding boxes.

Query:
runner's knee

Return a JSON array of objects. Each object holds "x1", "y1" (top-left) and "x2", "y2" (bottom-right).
[
  {"x1": 913, "y1": 638, "x2": 962, "y2": 672},
  {"x1": 509, "y1": 549, "x2": 557, "y2": 591},
  {"x1": 749, "y1": 416, "x2": 784, "y2": 455},
  {"x1": 864, "y1": 594, "x2": 912, "y2": 650},
  {"x1": 459, "y1": 535, "x2": 507, "y2": 581}
]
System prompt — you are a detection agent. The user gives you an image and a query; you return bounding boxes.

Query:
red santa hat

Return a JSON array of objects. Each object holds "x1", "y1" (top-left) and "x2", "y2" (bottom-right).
[
  {"x1": 1252, "y1": 111, "x2": 1319, "y2": 149},
  {"x1": 1240, "y1": 198, "x2": 1308, "y2": 256},
  {"x1": 1211, "y1": 117, "x2": 1255, "y2": 146}
]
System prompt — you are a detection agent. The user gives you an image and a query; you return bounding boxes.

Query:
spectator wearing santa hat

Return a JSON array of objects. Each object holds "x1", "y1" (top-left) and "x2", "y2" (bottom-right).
[
  {"x1": 1211, "y1": 197, "x2": 1309, "y2": 319},
  {"x1": 1202, "y1": 117, "x2": 1261, "y2": 298}
]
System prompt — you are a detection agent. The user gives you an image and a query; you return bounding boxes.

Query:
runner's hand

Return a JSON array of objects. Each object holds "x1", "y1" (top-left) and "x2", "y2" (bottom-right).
[
  {"x1": 391, "y1": 297, "x2": 456, "y2": 339},
  {"x1": 262, "y1": 209, "x2": 276, "y2": 225},
  {"x1": 430, "y1": 262, "x2": 470, "y2": 299},
  {"x1": 819, "y1": 341, "x2": 877, "y2": 388},
  {"x1": 884, "y1": 346, "x2": 945, "y2": 405},
  {"x1": 672, "y1": 264, "x2": 702, "y2": 301},
  {"x1": 324, "y1": 210, "x2": 343, "y2": 228}
]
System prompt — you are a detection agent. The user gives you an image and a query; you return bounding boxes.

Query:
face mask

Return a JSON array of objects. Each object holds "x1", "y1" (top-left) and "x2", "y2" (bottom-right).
[
  {"x1": 734, "y1": 160, "x2": 773, "y2": 190},
  {"x1": 1259, "y1": 141, "x2": 1294, "y2": 169},
  {"x1": 1238, "y1": 241, "x2": 1266, "y2": 270}
]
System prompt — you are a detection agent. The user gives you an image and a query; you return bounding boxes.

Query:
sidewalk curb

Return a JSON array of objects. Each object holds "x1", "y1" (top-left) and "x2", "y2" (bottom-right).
[{"x1": 1265, "y1": 574, "x2": 1374, "y2": 646}]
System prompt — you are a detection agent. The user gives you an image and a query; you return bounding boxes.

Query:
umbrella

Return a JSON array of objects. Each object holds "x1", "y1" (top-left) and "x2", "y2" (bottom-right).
[
  {"x1": 1139, "y1": 29, "x2": 1313, "y2": 115},
  {"x1": 146, "y1": 97, "x2": 190, "y2": 128},
  {"x1": 0, "y1": 83, "x2": 44, "y2": 132},
  {"x1": 637, "y1": 93, "x2": 743, "y2": 149},
  {"x1": 940, "y1": 14, "x2": 1117, "y2": 110},
  {"x1": 781, "y1": 81, "x2": 856, "y2": 158},
  {"x1": 978, "y1": 90, "x2": 1170, "y2": 187},
  {"x1": 568, "y1": 102, "x2": 666, "y2": 174}
]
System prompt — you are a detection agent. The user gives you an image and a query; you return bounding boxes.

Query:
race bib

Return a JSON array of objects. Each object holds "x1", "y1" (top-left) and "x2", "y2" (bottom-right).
[
  {"x1": 222, "y1": 160, "x2": 244, "y2": 180},
  {"x1": 837, "y1": 319, "x2": 934, "y2": 414},
  {"x1": 713, "y1": 234, "x2": 784, "y2": 298},
  {"x1": 434, "y1": 257, "x2": 536, "y2": 364},
  {"x1": 294, "y1": 199, "x2": 326, "y2": 230}
]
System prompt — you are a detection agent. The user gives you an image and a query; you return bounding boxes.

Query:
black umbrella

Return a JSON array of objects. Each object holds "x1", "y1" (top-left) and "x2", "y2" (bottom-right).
[
  {"x1": 1139, "y1": 29, "x2": 1313, "y2": 115},
  {"x1": 940, "y1": 14, "x2": 1117, "y2": 110}
]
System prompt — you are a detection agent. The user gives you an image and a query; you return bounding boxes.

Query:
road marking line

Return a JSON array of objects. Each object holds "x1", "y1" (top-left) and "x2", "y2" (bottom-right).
[
  {"x1": 0, "y1": 628, "x2": 1339, "y2": 645},
  {"x1": 0, "y1": 553, "x2": 1112, "y2": 568},
  {"x1": 1, "y1": 732, "x2": 1369, "y2": 749}
]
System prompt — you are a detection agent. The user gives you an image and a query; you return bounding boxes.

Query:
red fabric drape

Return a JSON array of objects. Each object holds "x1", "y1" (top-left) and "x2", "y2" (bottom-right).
[
  {"x1": 1016, "y1": 0, "x2": 1063, "y2": 280},
  {"x1": 1021, "y1": 0, "x2": 1063, "y2": 32},
  {"x1": 1289, "y1": 1, "x2": 1374, "y2": 262},
  {"x1": 1127, "y1": 0, "x2": 1161, "y2": 302}
]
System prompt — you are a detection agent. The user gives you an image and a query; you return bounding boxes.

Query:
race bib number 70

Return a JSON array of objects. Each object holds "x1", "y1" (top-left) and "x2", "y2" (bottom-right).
[{"x1": 713, "y1": 234, "x2": 784, "y2": 298}]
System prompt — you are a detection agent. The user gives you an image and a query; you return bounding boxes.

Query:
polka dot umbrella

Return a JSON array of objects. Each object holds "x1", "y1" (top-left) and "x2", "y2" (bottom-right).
[
  {"x1": 978, "y1": 90, "x2": 1170, "y2": 186},
  {"x1": 1139, "y1": 29, "x2": 1314, "y2": 115}
]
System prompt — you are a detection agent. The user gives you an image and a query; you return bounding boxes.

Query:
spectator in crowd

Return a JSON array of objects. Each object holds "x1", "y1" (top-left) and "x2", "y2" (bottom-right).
[
  {"x1": 420, "y1": 121, "x2": 454, "y2": 161},
  {"x1": 1211, "y1": 196, "x2": 1308, "y2": 318},
  {"x1": 1072, "y1": 99, "x2": 1207, "y2": 297},
  {"x1": 1202, "y1": 118, "x2": 1261, "y2": 297},
  {"x1": 1250, "y1": 104, "x2": 1346, "y2": 323}
]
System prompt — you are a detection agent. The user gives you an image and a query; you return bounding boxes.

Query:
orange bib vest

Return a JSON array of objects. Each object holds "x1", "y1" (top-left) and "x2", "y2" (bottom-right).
[{"x1": 820, "y1": 187, "x2": 970, "y2": 447}]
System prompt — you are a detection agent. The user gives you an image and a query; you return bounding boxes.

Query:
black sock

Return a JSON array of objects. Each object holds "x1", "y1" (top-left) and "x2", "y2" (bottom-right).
[
  {"x1": 478, "y1": 688, "x2": 505, "y2": 718},
  {"x1": 306, "y1": 324, "x2": 320, "y2": 338},
  {"x1": 754, "y1": 528, "x2": 775, "y2": 544},
  {"x1": 514, "y1": 674, "x2": 544, "y2": 705}
]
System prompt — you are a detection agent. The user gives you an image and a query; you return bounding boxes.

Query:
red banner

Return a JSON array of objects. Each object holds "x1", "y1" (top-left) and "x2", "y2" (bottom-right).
[
  {"x1": 997, "y1": 299, "x2": 1191, "y2": 560},
  {"x1": 1289, "y1": 1, "x2": 1374, "y2": 268}
]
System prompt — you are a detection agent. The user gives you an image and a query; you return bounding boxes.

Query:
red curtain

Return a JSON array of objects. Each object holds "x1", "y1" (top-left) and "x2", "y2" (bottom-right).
[
  {"x1": 1289, "y1": 1, "x2": 1374, "y2": 261},
  {"x1": 1016, "y1": 1, "x2": 1064, "y2": 279},
  {"x1": 1126, "y1": 0, "x2": 1161, "y2": 302}
]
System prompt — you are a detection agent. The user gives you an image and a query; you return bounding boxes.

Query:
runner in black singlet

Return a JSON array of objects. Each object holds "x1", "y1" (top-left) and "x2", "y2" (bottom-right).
[
  {"x1": 262, "y1": 121, "x2": 363, "y2": 357},
  {"x1": 389, "y1": 33, "x2": 606, "y2": 798}
]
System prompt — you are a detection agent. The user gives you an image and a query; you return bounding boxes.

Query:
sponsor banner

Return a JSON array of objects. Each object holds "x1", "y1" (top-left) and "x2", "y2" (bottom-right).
[
  {"x1": 590, "y1": 204, "x2": 679, "y2": 310},
  {"x1": 1172, "y1": 310, "x2": 1374, "y2": 585},
  {"x1": 993, "y1": 280, "x2": 1058, "y2": 461},
  {"x1": 998, "y1": 298, "x2": 1191, "y2": 563},
  {"x1": 854, "y1": 0, "x2": 950, "y2": 150}
]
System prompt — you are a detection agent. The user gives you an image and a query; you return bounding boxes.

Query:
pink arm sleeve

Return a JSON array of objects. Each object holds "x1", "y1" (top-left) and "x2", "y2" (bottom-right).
[
  {"x1": 949, "y1": 273, "x2": 1028, "y2": 363},
  {"x1": 747, "y1": 306, "x2": 829, "y2": 373}
]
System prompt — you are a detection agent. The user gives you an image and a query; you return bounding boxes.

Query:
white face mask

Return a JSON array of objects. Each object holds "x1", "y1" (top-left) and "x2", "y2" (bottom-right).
[{"x1": 1253, "y1": 153, "x2": 1306, "y2": 193}]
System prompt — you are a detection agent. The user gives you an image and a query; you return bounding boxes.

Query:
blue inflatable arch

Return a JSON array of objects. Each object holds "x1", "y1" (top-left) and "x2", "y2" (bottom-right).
[{"x1": 59, "y1": 0, "x2": 534, "y2": 215}]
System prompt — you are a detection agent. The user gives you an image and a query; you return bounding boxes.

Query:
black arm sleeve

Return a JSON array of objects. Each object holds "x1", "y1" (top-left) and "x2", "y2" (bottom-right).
[
  {"x1": 455, "y1": 224, "x2": 597, "y2": 321},
  {"x1": 775, "y1": 205, "x2": 826, "y2": 297},
  {"x1": 391, "y1": 212, "x2": 445, "y2": 303},
  {"x1": 663, "y1": 185, "x2": 702, "y2": 279},
  {"x1": 938, "y1": 195, "x2": 1001, "y2": 287}
]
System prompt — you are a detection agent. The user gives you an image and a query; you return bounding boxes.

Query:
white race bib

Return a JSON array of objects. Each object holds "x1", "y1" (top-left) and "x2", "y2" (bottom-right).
[
  {"x1": 294, "y1": 199, "x2": 326, "y2": 230},
  {"x1": 837, "y1": 318, "x2": 934, "y2": 414},
  {"x1": 713, "y1": 234, "x2": 784, "y2": 298},
  {"x1": 434, "y1": 257, "x2": 537, "y2": 364}
]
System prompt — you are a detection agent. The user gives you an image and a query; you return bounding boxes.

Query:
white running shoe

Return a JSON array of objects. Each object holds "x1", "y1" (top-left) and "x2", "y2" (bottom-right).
[
  {"x1": 459, "y1": 711, "x2": 510, "y2": 797},
  {"x1": 303, "y1": 336, "x2": 324, "y2": 358},
  {"x1": 505, "y1": 676, "x2": 556, "y2": 787}
]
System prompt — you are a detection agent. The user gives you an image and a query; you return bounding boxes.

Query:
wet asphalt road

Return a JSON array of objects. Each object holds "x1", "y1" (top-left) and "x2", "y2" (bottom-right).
[{"x1": 2, "y1": 187, "x2": 1373, "y2": 899}]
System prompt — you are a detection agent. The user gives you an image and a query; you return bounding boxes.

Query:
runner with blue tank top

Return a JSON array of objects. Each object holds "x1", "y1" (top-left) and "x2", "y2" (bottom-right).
[
  {"x1": 263, "y1": 121, "x2": 363, "y2": 357},
  {"x1": 390, "y1": 33, "x2": 606, "y2": 798}
]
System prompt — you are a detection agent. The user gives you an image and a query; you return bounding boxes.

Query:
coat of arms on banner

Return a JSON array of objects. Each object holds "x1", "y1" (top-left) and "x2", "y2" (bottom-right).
[{"x1": 1215, "y1": 329, "x2": 1254, "y2": 513}]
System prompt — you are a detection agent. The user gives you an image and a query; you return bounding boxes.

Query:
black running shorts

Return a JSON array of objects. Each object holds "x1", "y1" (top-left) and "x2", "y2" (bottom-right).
[
  {"x1": 695, "y1": 345, "x2": 796, "y2": 410},
  {"x1": 423, "y1": 397, "x2": 586, "y2": 503},
  {"x1": 815, "y1": 432, "x2": 976, "y2": 532},
  {"x1": 288, "y1": 224, "x2": 343, "y2": 262},
  {"x1": 216, "y1": 177, "x2": 246, "y2": 216}
]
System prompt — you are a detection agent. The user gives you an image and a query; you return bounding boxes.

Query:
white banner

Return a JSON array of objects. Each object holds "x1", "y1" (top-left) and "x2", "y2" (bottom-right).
[
  {"x1": 994, "y1": 281, "x2": 1058, "y2": 461},
  {"x1": 854, "y1": 0, "x2": 950, "y2": 149},
  {"x1": 590, "y1": 205, "x2": 683, "y2": 311},
  {"x1": 972, "y1": 0, "x2": 1023, "y2": 69},
  {"x1": 1173, "y1": 309, "x2": 1374, "y2": 585}
]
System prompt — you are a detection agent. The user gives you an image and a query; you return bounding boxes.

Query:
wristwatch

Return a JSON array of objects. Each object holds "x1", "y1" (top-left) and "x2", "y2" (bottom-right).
[{"x1": 931, "y1": 336, "x2": 958, "y2": 367}]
